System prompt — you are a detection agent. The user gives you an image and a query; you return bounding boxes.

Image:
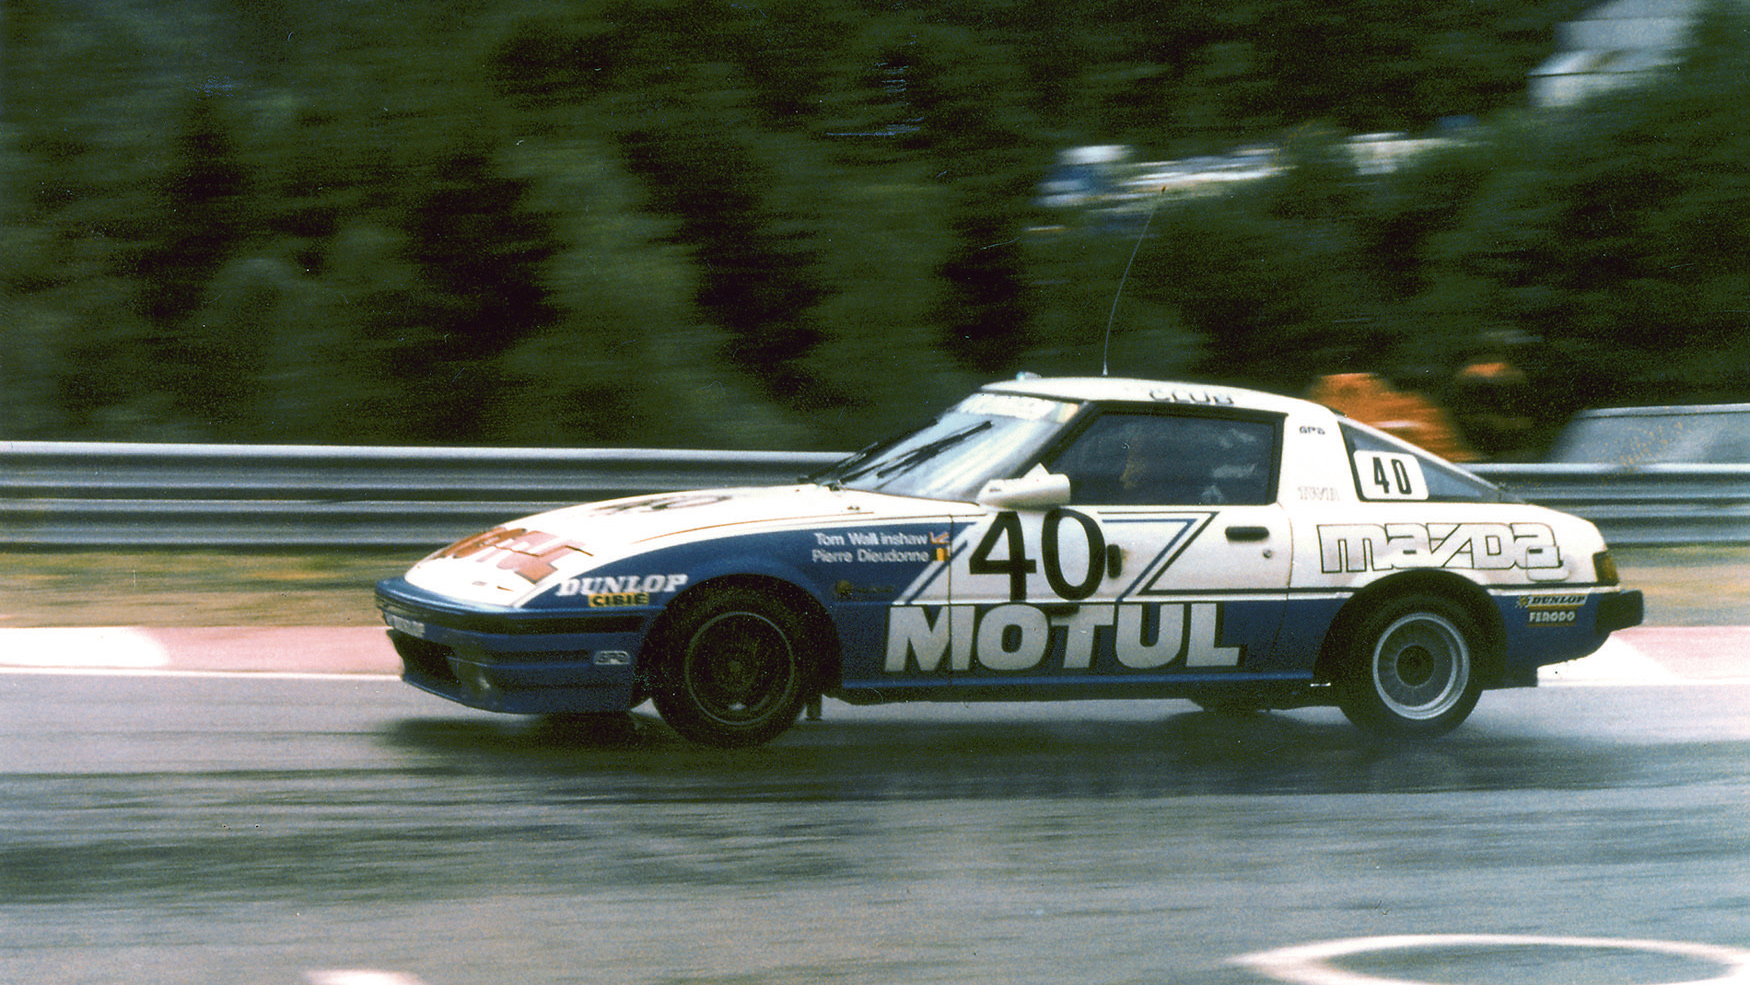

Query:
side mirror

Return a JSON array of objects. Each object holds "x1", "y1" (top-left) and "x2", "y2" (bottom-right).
[{"x1": 976, "y1": 470, "x2": 1072, "y2": 509}]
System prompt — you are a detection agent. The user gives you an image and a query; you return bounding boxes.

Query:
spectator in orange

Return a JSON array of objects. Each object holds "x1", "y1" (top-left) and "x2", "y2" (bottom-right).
[
  {"x1": 1307, "y1": 371, "x2": 1476, "y2": 462},
  {"x1": 1451, "y1": 338, "x2": 1535, "y2": 460}
]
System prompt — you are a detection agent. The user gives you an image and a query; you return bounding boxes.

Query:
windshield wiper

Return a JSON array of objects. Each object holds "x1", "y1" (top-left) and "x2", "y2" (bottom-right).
[
  {"x1": 869, "y1": 420, "x2": 993, "y2": 480},
  {"x1": 808, "y1": 435, "x2": 901, "y2": 488}
]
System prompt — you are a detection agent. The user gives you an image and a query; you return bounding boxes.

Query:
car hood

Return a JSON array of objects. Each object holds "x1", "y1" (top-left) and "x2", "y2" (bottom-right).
[{"x1": 402, "y1": 484, "x2": 956, "y2": 607}]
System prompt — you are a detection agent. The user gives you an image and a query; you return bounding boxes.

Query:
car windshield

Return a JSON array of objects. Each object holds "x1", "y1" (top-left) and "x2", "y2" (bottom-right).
[{"x1": 814, "y1": 392, "x2": 1080, "y2": 502}]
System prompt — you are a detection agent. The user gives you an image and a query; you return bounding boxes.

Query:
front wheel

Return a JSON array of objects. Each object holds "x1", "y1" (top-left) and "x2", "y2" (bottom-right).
[
  {"x1": 1337, "y1": 593, "x2": 1484, "y2": 739},
  {"x1": 650, "y1": 588, "x2": 810, "y2": 747}
]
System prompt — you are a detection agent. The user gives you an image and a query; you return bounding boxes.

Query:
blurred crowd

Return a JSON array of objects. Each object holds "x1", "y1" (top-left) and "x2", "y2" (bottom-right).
[{"x1": 1307, "y1": 338, "x2": 1535, "y2": 463}]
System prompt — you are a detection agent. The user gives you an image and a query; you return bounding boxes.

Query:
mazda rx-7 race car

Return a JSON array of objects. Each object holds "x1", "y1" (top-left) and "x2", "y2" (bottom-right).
[{"x1": 376, "y1": 376, "x2": 1644, "y2": 746}]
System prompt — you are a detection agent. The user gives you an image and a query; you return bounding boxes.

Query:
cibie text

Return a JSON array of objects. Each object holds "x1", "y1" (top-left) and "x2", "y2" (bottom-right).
[{"x1": 885, "y1": 602, "x2": 1242, "y2": 673}]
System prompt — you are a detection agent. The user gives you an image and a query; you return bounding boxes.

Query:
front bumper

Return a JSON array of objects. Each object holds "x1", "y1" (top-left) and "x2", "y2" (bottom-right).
[{"x1": 375, "y1": 577, "x2": 656, "y2": 714}]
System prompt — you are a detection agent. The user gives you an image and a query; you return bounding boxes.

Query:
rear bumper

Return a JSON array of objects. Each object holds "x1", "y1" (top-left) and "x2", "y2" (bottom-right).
[
  {"x1": 1493, "y1": 587, "x2": 1648, "y2": 688},
  {"x1": 1598, "y1": 589, "x2": 1645, "y2": 635}
]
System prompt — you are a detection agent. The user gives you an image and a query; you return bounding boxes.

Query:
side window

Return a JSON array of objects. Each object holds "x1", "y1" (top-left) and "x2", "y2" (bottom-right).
[
  {"x1": 1048, "y1": 413, "x2": 1277, "y2": 506},
  {"x1": 1342, "y1": 423, "x2": 1504, "y2": 503}
]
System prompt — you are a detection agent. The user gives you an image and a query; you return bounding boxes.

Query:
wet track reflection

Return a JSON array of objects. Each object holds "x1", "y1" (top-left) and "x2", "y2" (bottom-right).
[
  {"x1": 378, "y1": 699, "x2": 1718, "y2": 802},
  {"x1": 4, "y1": 676, "x2": 1749, "y2": 985}
]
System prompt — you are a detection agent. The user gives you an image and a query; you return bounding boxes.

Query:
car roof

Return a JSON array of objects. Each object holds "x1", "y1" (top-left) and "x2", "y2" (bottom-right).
[{"x1": 982, "y1": 375, "x2": 1329, "y2": 419}]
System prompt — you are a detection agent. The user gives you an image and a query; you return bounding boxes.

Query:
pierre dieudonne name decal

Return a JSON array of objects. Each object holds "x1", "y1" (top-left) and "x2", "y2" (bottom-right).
[{"x1": 812, "y1": 530, "x2": 951, "y2": 564}]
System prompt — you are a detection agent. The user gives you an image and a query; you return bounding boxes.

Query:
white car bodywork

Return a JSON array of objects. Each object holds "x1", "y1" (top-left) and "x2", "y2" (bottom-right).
[{"x1": 378, "y1": 377, "x2": 1644, "y2": 746}]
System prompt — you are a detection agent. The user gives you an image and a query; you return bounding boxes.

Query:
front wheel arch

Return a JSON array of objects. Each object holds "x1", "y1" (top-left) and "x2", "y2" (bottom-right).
[{"x1": 640, "y1": 576, "x2": 839, "y2": 745}]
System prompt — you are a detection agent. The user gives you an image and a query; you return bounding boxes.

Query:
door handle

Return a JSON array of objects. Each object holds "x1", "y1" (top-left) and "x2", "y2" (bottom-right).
[{"x1": 1226, "y1": 525, "x2": 1271, "y2": 542}]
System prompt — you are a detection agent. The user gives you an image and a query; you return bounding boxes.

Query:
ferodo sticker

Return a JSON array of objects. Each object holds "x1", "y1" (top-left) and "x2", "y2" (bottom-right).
[{"x1": 884, "y1": 601, "x2": 1242, "y2": 674}]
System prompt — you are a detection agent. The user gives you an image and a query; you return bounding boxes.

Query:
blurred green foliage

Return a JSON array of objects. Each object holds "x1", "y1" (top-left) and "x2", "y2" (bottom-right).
[{"x1": 4, "y1": 0, "x2": 1745, "y2": 454}]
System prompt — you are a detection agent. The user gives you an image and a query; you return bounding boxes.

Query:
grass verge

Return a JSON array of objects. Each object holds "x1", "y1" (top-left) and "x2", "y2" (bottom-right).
[{"x1": 1, "y1": 549, "x2": 425, "y2": 627}]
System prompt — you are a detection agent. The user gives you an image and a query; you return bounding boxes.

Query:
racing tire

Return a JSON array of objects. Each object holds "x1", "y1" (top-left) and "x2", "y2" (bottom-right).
[
  {"x1": 650, "y1": 587, "x2": 810, "y2": 748},
  {"x1": 1336, "y1": 593, "x2": 1484, "y2": 740}
]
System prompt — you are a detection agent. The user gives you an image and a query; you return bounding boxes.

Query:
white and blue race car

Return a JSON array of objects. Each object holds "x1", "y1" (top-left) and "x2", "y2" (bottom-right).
[{"x1": 375, "y1": 376, "x2": 1644, "y2": 746}]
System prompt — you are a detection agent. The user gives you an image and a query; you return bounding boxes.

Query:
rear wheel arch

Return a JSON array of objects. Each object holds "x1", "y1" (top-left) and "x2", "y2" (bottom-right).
[
  {"x1": 1315, "y1": 572, "x2": 1508, "y2": 740},
  {"x1": 1315, "y1": 571, "x2": 1505, "y2": 688}
]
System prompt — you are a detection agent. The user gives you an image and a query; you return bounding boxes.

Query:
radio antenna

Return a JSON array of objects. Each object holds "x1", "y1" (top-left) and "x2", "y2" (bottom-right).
[{"x1": 1101, "y1": 187, "x2": 1165, "y2": 377}]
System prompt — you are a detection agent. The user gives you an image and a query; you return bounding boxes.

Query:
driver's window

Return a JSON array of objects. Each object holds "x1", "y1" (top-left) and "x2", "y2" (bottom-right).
[{"x1": 1048, "y1": 413, "x2": 1276, "y2": 506}]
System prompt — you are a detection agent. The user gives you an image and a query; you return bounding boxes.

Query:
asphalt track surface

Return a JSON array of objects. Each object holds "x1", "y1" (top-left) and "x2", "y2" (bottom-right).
[{"x1": 3, "y1": 626, "x2": 1747, "y2": 985}]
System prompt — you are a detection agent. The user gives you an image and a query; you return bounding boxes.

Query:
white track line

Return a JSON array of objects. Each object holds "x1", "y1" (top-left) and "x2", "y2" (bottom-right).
[
  {"x1": 0, "y1": 665, "x2": 399, "y2": 680},
  {"x1": 0, "y1": 627, "x2": 169, "y2": 668},
  {"x1": 305, "y1": 971, "x2": 429, "y2": 985},
  {"x1": 1235, "y1": 933, "x2": 1750, "y2": 985}
]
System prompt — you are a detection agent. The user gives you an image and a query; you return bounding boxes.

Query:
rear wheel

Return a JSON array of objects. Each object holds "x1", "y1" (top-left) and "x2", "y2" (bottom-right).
[
  {"x1": 650, "y1": 587, "x2": 810, "y2": 747},
  {"x1": 1337, "y1": 593, "x2": 1483, "y2": 739}
]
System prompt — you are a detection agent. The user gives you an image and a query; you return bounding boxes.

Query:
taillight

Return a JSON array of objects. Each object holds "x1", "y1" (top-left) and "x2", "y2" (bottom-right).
[{"x1": 1593, "y1": 550, "x2": 1621, "y2": 586}]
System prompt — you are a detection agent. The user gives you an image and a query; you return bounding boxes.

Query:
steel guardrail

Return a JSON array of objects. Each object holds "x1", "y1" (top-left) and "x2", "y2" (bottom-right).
[
  {"x1": 0, "y1": 441, "x2": 1742, "y2": 548},
  {"x1": 0, "y1": 441, "x2": 842, "y2": 548},
  {"x1": 1471, "y1": 462, "x2": 1750, "y2": 547}
]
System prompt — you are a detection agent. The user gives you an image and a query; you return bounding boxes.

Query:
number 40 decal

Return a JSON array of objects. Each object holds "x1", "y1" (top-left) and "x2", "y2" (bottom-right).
[
  {"x1": 1354, "y1": 451, "x2": 1429, "y2": 501},
  {"x1": 969, "y1": 509, "x2": 1111, "y2": 601}
]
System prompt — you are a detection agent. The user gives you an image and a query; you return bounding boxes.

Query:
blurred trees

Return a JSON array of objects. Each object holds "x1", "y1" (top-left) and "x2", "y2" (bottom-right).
[
  {"x1": 5, "y1": 0, "x2": 1743, "y2": 454},
  {"x1": 1413, "y1": 0, "x2": 1750, "y2": 416}
]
